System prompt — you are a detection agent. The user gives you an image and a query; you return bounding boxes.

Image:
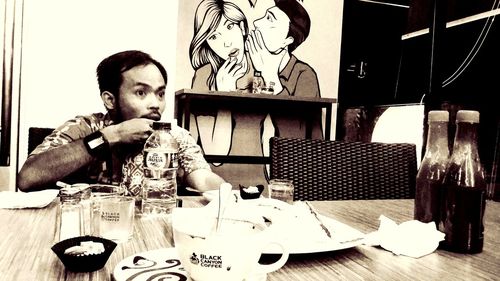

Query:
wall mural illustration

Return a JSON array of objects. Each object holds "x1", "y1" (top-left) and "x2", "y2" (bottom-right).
[{"x1": 176, "y1": 0, "x2": 341, "y2": 186}]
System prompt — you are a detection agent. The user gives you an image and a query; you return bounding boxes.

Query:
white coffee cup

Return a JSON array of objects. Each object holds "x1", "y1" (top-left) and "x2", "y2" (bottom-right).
[{"x1": 172, "y1": 208, "x2": 289, "y2": 281}]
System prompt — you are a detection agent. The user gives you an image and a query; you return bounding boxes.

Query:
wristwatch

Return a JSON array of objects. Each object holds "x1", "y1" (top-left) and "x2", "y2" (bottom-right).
[{"x1": 83, "y1": 131, "x2": 110, "y2": 158}]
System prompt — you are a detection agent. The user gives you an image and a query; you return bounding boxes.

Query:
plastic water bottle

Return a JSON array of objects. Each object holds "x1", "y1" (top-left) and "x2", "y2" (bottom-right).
[
  {"x1": 414, "y1": 110, "x2": 449, "y2": 226},
  {"x1": 439, "y1": 110, "x2": 487, "y2": 253},
  {"x1": 142, "y1": 121, "x2": 179, "y2": 215}
]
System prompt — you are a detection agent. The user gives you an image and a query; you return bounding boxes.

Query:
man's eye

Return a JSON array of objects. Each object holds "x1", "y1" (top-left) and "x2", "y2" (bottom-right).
[
  {"x1": 136, "y1": 90, "x2": 146, "y2": 96},
  {"x1": 157, "y1": 91, "x2": 165, "y2": 98}
]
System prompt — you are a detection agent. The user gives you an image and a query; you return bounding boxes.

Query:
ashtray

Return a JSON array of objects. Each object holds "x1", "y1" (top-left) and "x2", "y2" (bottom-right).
[
  {"x1": 239, "y1": 184, "x2": 264, "y2": 200},
  {"x1": 51, "y1": 235, "x2": 117, "y2": 272}
]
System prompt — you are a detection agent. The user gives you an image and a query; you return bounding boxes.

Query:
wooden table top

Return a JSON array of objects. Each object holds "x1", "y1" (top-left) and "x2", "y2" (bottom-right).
[{"x1": 0, "y1": 198, "x2": 498, "y2": 280}]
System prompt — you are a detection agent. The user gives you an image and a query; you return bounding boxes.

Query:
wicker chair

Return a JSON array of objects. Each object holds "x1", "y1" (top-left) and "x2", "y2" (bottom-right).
[
  {"x1": 28, "y1": 127, "x2": 55, "y2": 154},
  {"x1": 269, "y1": 137, "x2": 417, "y2": 201}
]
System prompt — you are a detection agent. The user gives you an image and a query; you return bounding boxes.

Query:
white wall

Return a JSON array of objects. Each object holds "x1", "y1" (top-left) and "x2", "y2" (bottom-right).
[
  {"x1": 0, "y1": 0, "x2": 23, "y2": 191},
  {"x1": 17, "y1": 0, "x2": 179, "y2": 171}
]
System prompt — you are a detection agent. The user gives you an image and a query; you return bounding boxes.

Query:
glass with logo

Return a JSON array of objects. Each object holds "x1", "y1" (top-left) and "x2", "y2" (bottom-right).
[{"x1": 268, "y1": 179, "x2": 294, "y2": 204}]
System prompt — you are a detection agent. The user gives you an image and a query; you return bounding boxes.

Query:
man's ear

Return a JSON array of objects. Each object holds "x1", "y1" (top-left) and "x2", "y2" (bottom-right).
[
  {"x1": 101, "y1": 91, "x2": 116, "y2": 110},
  {"x1": 283, "y1": 36, "x2": 294, "y2": 48}
]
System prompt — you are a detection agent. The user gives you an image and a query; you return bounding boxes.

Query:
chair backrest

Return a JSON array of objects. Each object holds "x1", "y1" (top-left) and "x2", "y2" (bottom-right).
[
  {"x1": 28, "y1": 127, "x2": 55, "y2": 154},
  {"x1": 270, "y1": 137, "x2": 417, "y2": 201}
]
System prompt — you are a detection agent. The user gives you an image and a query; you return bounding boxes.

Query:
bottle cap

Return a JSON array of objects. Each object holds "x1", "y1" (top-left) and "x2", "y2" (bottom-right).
[
  {"x1": 152, "y1": 121, "x2": 171, "y2": 130},
  {"x1": 428, "y1": 110, "x2": 449, "y2": 123},
  {"x1": 59, "y1": 187, "x2": 82, "y2": 202},
  {"x1": 456, "y1": 110, "x2": 480, "y2": 124}
]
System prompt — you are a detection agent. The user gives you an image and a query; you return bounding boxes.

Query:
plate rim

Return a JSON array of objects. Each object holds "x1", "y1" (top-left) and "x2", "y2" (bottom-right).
[{"x1": 262, "y1": 214, "x2": 365, "y2": 254}]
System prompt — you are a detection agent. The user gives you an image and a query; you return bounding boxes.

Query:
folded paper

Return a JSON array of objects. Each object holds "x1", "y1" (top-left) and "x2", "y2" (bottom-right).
[
  {"x1": 0, "y1": 189, "x2": 59, "y2": 209},
  {"x1": 364, "y1": 215, "x2": 445, "y2": 258}
]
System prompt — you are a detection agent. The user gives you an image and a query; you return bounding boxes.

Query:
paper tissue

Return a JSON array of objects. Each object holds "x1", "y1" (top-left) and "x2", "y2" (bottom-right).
[{"x1": 364, "y1": 215, "x2": 445, "y2": 258}]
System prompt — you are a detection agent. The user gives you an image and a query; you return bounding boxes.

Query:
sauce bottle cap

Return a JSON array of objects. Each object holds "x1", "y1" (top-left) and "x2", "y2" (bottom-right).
[
  {"x1": 456, "y1": 110, "x2": 480, "y2": 124},
  {"x1": 428, "y1": 110, "x2": 449, "y2": 123}
]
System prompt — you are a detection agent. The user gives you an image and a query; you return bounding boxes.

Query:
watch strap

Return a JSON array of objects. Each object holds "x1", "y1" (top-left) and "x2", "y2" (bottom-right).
[{"x1": 83, "y1": 131, "x2": 110, "y2": 159}]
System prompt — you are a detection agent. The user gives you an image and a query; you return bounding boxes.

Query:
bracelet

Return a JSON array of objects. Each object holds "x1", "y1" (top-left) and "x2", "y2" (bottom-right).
[{"x1": 83, "y1": 131, "x2": 110, "y2": 159}]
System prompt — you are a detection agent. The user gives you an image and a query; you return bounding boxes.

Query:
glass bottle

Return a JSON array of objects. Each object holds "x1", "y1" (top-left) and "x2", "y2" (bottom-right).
[
  {"x1": 252, "y1": 71, "x2": 264, "y2": 94},
  {"x1": 142, "y1": 122, "x2": 179, "y2": 215},
  {"x1": 262, "y1": 81, "x2": 275, "y2": 95},
  {"x1": 56, "y1": 187, "x2": 83, "y2": 241},
  {"x1": 414, "y1": 110, "x2": 449, "y2": 226},
  {"x1": 439, "y1": 110, "x2": 487, "y2": 253}
]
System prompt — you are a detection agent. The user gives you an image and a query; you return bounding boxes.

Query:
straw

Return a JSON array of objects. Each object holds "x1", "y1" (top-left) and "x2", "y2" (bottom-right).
[{"x1": 215, "y1": 183, "x2": 233, "y2": 233}]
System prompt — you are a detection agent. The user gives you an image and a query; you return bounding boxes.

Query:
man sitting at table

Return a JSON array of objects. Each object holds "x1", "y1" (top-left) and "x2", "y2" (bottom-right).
[{"x1": 17, "y1": 50, "x2": 226, "y2": 193}]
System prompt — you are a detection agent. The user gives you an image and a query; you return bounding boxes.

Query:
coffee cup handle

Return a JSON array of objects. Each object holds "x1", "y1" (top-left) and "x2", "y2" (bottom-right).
[{"x1": 255, "y1": 241, "x2": 289, "y2": 273}]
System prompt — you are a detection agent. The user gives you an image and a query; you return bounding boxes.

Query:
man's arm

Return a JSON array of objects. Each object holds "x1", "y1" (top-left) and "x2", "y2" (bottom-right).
[
  {"x1": 17, "y1": 118, "x2": 154, "y2": 192},
  {"x1": 17, "y1": 139, "x2": 94, "y2": 191},
  {"x1": 185, "y1": 169, "x2": 226, "y2": 193}
]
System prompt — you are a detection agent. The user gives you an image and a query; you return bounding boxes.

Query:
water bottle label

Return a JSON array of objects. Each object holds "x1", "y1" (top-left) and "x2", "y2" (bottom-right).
[{"x1": 144, "y1": 150, "x2": 178, "y2": 169}]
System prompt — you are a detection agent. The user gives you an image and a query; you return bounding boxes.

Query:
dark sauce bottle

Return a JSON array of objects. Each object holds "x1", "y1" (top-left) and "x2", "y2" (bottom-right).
[
  {"x1": 414, "y1": 110, "x2": 449, "y2": 226},
  {"x1": 439, "y1": 110, "x2": 486, "y2": 253}
]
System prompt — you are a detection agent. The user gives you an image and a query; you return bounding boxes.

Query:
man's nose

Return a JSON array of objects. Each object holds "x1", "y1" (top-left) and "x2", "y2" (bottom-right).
[
  {"x1": 147, "y1": 93, "x2": 161, "y2": 108},
  {"x1": 253, "y1": 19, "x2": 261, "y2": 28}
]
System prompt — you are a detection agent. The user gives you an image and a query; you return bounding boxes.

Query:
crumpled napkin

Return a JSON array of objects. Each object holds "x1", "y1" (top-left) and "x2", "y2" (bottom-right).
[
  {"x1": 0, "y1": 189, "x2": 59, "y2": 209},
  {"x1": 363, "y1": 215, "x2": 445, "y2": 258}
]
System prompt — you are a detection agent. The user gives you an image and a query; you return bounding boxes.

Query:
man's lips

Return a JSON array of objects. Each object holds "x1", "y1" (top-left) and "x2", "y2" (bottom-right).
[{"x1": 143, "y1": 112, "x2": 161, "y2": 120}]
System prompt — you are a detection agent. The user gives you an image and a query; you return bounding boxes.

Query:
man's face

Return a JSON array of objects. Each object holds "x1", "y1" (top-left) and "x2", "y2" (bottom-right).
[
  {"x1": 253, "y1": 6, "x2": 291, "y2": 53},
  {"x1": 206, "y1": 17, "x2": 246, "y2": 63},
  {"x1": 117, "y1": 63, "x2": 166, "y2": 121}
]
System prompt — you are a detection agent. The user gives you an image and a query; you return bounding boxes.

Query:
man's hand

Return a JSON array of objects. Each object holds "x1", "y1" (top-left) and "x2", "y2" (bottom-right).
[
  {"x1": 245, "y1": 29, "x2": 284, "y2": 93},
  {"x1": 101, "y1": 118, "x2": 154, "y2": 146}
]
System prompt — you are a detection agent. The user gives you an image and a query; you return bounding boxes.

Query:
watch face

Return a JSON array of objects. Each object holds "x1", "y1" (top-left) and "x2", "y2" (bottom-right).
[{"x1": 88, "y1": 136, "x2": 105, "y2": 149}]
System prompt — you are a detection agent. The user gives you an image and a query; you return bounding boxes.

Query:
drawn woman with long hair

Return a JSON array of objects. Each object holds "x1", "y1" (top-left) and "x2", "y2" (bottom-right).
[
  {"x1": 190, "y1": 0, "x2": 252, "y2": 91},
  {"x1": 189, "y1": 0, "x2": 266, "y2": 184}
]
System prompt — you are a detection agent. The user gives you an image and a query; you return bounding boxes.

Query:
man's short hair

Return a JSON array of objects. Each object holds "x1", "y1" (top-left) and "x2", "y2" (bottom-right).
[
  {"x1": 275, "y1": 0, "x2": 311, "y2": 52},
  {"x1": 96, "y1": 50, "x2": 168, "y2": 97}
]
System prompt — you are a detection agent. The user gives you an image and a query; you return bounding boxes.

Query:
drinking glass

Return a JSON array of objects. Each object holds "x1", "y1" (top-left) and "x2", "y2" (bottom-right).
[
  {"x1": 268, "y1": 179, "x2": 294, "y2": 204},
  {"x1": 90, "y1": 184, "x2": 127, "y2": 235},
  {"x1": 97, "y1": 196, "x2": 135, "y2": 243}
]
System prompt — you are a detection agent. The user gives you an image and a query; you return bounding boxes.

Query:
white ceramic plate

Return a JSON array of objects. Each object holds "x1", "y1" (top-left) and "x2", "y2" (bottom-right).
[
  {"x1": 264, "y1": 214, "x2": 365, "y2": 254},
  {"x1": 240, "y1": 198, "x2": 366, "y2": 254},
  {"x1": 196, "y1": 197, "x2": 365, "y2": 254}
]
